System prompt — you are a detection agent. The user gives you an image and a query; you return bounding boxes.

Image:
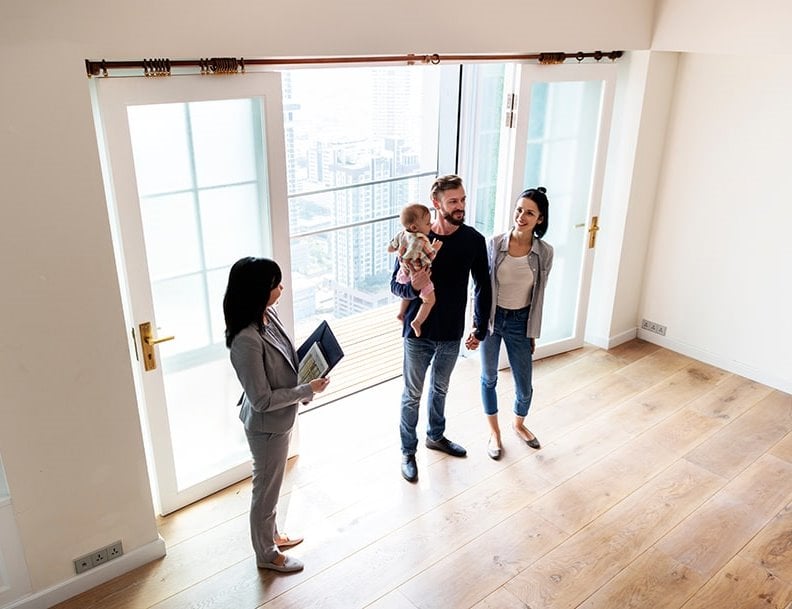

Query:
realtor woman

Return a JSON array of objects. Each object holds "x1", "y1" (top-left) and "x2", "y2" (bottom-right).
[{"x1": 223, "y1": 256, "x2": 330, "y2": 573}]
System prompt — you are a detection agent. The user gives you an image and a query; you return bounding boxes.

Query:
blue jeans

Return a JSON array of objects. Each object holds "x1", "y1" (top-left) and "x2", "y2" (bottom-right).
[
  {"x1": 480, "y1": 306, "x2": 534, "y2": 417},
  {"x1": 400, "y1": 338, "x2": 460, "y2": 455}
]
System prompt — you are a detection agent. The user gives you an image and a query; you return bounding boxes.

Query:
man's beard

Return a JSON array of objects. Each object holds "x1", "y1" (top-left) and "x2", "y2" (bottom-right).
[{"x1": 442, "y1": 210, "x2": 465, "y2": 226}]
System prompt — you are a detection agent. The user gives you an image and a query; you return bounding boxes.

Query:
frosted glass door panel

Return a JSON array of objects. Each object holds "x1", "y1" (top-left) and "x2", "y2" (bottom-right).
[
  {"x1": 509, "y1": 63, "x2": 616, "y2": 358},
  {"x1": 524, "y1": 80, "x2": 602, "y2": 344}
]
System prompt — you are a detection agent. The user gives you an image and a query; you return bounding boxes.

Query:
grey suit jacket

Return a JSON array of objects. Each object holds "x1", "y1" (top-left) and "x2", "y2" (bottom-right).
[
  {"x1": 486, "y1": 232, "x2": 554, "y2": 339},
  {"x1": 230, "y1": 309, "x2": 314, "y2": 433}
]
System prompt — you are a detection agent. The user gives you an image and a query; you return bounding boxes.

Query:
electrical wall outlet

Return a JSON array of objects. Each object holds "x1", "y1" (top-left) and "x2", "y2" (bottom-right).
[
  {"x1": 91, "y1": 548, "x2": 108, "y2": 567},
  {"x1": 640, "y1": 318, "x2": 667, "y2": 336},
  {"x1": 74, "y1": 554, "x2": 93, "y2": 574},
  {"x1": 73, "y1": 540, "x2": 123, "y2": 574},
  {"x1": 107, "y1": 540, "x2": 123, "y2": 560}
]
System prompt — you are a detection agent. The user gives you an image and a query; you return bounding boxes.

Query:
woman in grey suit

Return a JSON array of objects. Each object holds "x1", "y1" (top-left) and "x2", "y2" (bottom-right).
[{"x1": 223, "y1": 257, "x2": 330, "y2": 573}]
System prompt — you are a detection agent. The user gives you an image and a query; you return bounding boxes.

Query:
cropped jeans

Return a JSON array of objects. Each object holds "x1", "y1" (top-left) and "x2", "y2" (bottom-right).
[
  {"x1": 400, "y1": 337, "x2": 460, "y2": 455},
  {"x1": 480, "y1": 306, "x2": 534, "y2": 417}
]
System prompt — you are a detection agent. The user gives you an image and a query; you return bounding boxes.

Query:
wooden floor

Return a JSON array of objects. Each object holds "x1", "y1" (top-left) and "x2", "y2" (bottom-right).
[{"x1": 55, "y1": 340, "x2": 792, "y2": 609}]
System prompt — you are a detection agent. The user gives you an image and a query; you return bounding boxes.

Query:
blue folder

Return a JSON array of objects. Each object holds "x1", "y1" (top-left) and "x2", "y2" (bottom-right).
[{"x1": 297, "y1": 320, "x2": 344, "y2": 377}]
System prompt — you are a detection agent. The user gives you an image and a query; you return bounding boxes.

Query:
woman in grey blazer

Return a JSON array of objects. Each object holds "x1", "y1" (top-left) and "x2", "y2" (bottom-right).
[{"x1": 223, "y1": 257, "x2": 329, "y2": 573}]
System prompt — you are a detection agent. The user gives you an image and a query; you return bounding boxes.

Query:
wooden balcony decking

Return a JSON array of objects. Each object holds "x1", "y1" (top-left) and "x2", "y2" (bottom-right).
[{"x1": 301, "y1": 303, "x2": 404, "y2": 411}]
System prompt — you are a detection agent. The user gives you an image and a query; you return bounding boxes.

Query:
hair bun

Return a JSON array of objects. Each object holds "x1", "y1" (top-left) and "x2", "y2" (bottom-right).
[{"x1": 537, "y1": 186, "x2": 547, "y2": 194}]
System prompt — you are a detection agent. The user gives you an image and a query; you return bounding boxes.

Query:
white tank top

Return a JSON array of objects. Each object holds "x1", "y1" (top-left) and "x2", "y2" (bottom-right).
[{"x1": 496, "y1": 254, "x2": 534, "y2": 309}]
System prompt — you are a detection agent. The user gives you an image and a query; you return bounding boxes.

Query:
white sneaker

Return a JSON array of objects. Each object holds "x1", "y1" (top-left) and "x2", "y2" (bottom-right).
[{"x1": 257, "y1": 555, "x2": 304, "y2": 573}]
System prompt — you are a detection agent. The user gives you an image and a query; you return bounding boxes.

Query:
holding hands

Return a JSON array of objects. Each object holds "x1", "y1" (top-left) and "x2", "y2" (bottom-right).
[{"x1": 465, "y1": 331, "x2": 481, "y2": 351}]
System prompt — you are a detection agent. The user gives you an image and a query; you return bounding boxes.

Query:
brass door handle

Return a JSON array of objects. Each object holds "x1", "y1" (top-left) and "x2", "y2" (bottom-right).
[
  {"x1": 144, "y1": 334, "x2": 175, "y2": 346},
  {"x1": 139, "y1": 321, "x2": 175, "y2": 371},
  {"x1": 588, "y1": 216, "x2": 600, "y2": 249}
]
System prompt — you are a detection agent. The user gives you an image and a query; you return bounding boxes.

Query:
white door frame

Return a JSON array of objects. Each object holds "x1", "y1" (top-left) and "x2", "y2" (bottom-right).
[
  {"x1": 92, "y1": 73, "x2": 290, "y2": 514},
  {"x1": 505, "y1": 62, "x2": 617, "y2": 360}
]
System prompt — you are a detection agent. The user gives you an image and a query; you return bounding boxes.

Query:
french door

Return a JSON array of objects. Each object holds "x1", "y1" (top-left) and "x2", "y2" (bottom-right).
[
  {"x1": 93, "y1": 74, "x2": 291, "y2": 514},
  {"x1": 499, "y1": 62, "x2": 617, "y2": 359}
]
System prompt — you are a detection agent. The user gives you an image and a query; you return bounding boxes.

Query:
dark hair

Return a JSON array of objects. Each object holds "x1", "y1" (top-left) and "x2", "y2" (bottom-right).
[
  {"x1": 430, "y1": 174, "x2": 464, "y2": 201},
  {"x1": 517, "y1": 187, "x2": 550, "y2": 239},
  {"x1": 223, "y1": 257, "x2": 282, "y2": 348}
]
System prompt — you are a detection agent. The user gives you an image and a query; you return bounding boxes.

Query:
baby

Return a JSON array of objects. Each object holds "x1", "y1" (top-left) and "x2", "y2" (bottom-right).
[{"x1": 388, "y1": 203, "x2": 442, "y2": 337}]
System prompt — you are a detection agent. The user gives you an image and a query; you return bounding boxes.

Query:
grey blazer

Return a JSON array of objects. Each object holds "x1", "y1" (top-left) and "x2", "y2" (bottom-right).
[
  {"x1": 230, "y1": 309, "x2": 314, "y2": 434},
  {"x1": 486, "y1": 232, "x2": 554, "y2": 338}
]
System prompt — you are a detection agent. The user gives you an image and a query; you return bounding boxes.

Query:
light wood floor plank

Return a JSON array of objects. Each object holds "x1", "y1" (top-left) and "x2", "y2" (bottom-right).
[
  {"x1": 398, "y1": 505, "x2": 566, "y2": 609},
  {"x1": 684, "y1": 390, "x2": 792, "y2": 479},
  {"x1": 575, "y1": 547, "x2": 707, "y2": 609},
  {"x1": 655, "y1": 454, "x2": 792, "y2": 579},
  {"x1": 530, "y1": 434, "x2": 679, "y2": 534},
  {"x1": 469, "y1": 587, "x2": 526, "y2": 609},
  {"x1": 771, "y1": 432, "x2": 792, "y2": 464},
  {"x1": 679, "y1": 555, "x2": 792, "y2": 609},
  {"x1": 606, "y1": 362, "x2": 729, "y2": 437},
  {"x1": 51, "y1": 341, "x2": 792, "y2": 609},
  {"x1": 503, "y1": 459, "x2": 725, "y2": 609},
  {"x1": 364, "y1": 590, "x2": 420, "y2": 609},
  {"x1": 738, "y1": 501, "x2": 792, "y2": 585},
  {"x1": 260, "y1": 465, "x2": 554, "y2": 609}
]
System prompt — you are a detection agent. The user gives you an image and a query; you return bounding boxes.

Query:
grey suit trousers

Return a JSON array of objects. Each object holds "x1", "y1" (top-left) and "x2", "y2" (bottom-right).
[{"x1": 246, "y1": 428, "x2": 291, "y2": 564}]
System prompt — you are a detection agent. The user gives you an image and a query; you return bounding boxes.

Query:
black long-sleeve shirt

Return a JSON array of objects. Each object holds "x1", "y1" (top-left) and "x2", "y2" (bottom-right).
[{"x1": 390, "y1": 224, "x2": 492, "y2": 341}]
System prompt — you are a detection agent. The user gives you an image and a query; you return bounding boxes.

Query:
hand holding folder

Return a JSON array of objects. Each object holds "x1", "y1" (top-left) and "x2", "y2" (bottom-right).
[{"x1": 297, "y1": 320, "x2": 344, "y2": 383}]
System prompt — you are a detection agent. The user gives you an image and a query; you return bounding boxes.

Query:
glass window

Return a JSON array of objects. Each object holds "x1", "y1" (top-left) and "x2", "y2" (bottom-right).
[
  {"x1": 281, "y1": 67, "x2": 443, "y2": 337},
  {"x1": 459, "y1": 64, "x2": 507, "y2": 237}
]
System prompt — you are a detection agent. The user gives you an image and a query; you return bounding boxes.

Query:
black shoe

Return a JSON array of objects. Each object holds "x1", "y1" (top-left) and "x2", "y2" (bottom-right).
[
  {"x1": 401, "y1": 455, "x2": 418, "y2": 482},
  {"x1": 513, "y1": 425, "x2": 541, "y2": 450},
  {"x1": 425, "y1": 436, "x2": 467, "y2": 457}
]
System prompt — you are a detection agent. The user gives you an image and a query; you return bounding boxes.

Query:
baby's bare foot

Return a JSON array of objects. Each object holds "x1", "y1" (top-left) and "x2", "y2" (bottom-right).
[{"x1": 410, "y1": 319, "x2": 422, "y2": 337}]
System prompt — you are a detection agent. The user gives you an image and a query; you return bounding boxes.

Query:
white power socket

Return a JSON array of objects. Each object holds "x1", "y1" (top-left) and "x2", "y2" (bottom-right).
[
  {"x1": 74, "y1": 540, "x2": 123, "y2": 574},
  {"x1": 640, "y1": 318, "x2": 667, "y2": 336}
]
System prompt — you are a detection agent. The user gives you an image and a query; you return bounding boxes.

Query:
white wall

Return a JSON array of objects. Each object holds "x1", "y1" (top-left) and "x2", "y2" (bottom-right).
[
  {"x1": 653, "y1": 0, "x2": 792, "y2": 55},
  {"x1": 587, "y1": 50, "x2": 679, "y2": 349},
  {"x1": 640, "y1": 52, "x2": 792, "y2": 392},
  {"x1": 0, "y1": 0, "x2": 655, "y2": 603},
  {"x1": 616, "y1": 0, "x2": 792, "y2": 393}
]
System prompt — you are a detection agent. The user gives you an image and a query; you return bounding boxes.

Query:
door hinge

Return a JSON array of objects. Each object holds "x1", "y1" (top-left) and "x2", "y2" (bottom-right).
[{"x1": 504, "y1": 93, "x2": 517, "y2": 128}]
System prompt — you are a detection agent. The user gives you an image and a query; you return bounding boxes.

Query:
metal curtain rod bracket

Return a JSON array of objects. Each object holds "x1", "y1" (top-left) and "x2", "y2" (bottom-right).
[{"x1": 85, "y1": 50, "x2": 623, "y2": 78}]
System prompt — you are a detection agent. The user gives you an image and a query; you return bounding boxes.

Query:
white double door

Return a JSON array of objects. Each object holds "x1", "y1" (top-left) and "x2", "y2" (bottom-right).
[
  {"x1": 94, "y1": 73, "x2": 293, "y2": 515},
  {"x1": 94, "y1": 62, "x2": 618, "y2": 514}
]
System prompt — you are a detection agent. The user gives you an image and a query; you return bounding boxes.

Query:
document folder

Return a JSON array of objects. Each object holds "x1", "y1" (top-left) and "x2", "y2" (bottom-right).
[{"x1": 297, "y1": 320, "x2": 344, "y2": 383}]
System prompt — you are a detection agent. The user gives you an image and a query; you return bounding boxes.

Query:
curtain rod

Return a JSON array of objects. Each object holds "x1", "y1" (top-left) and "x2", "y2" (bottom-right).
[{"x1": 85, "y1": 50, "x2": 623, "y2": 77}]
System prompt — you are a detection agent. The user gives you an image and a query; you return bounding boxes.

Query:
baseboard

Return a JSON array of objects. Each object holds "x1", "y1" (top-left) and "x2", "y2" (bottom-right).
[
  {"x1": 585, "y1": 327, "x2": 637, "y2": 350},
  {"x1": 2, "y1": 536, "x2": 166, "y2": 609},
  {"x1": 636, "y1": 330, "x2": 792, "y2": 395}
]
